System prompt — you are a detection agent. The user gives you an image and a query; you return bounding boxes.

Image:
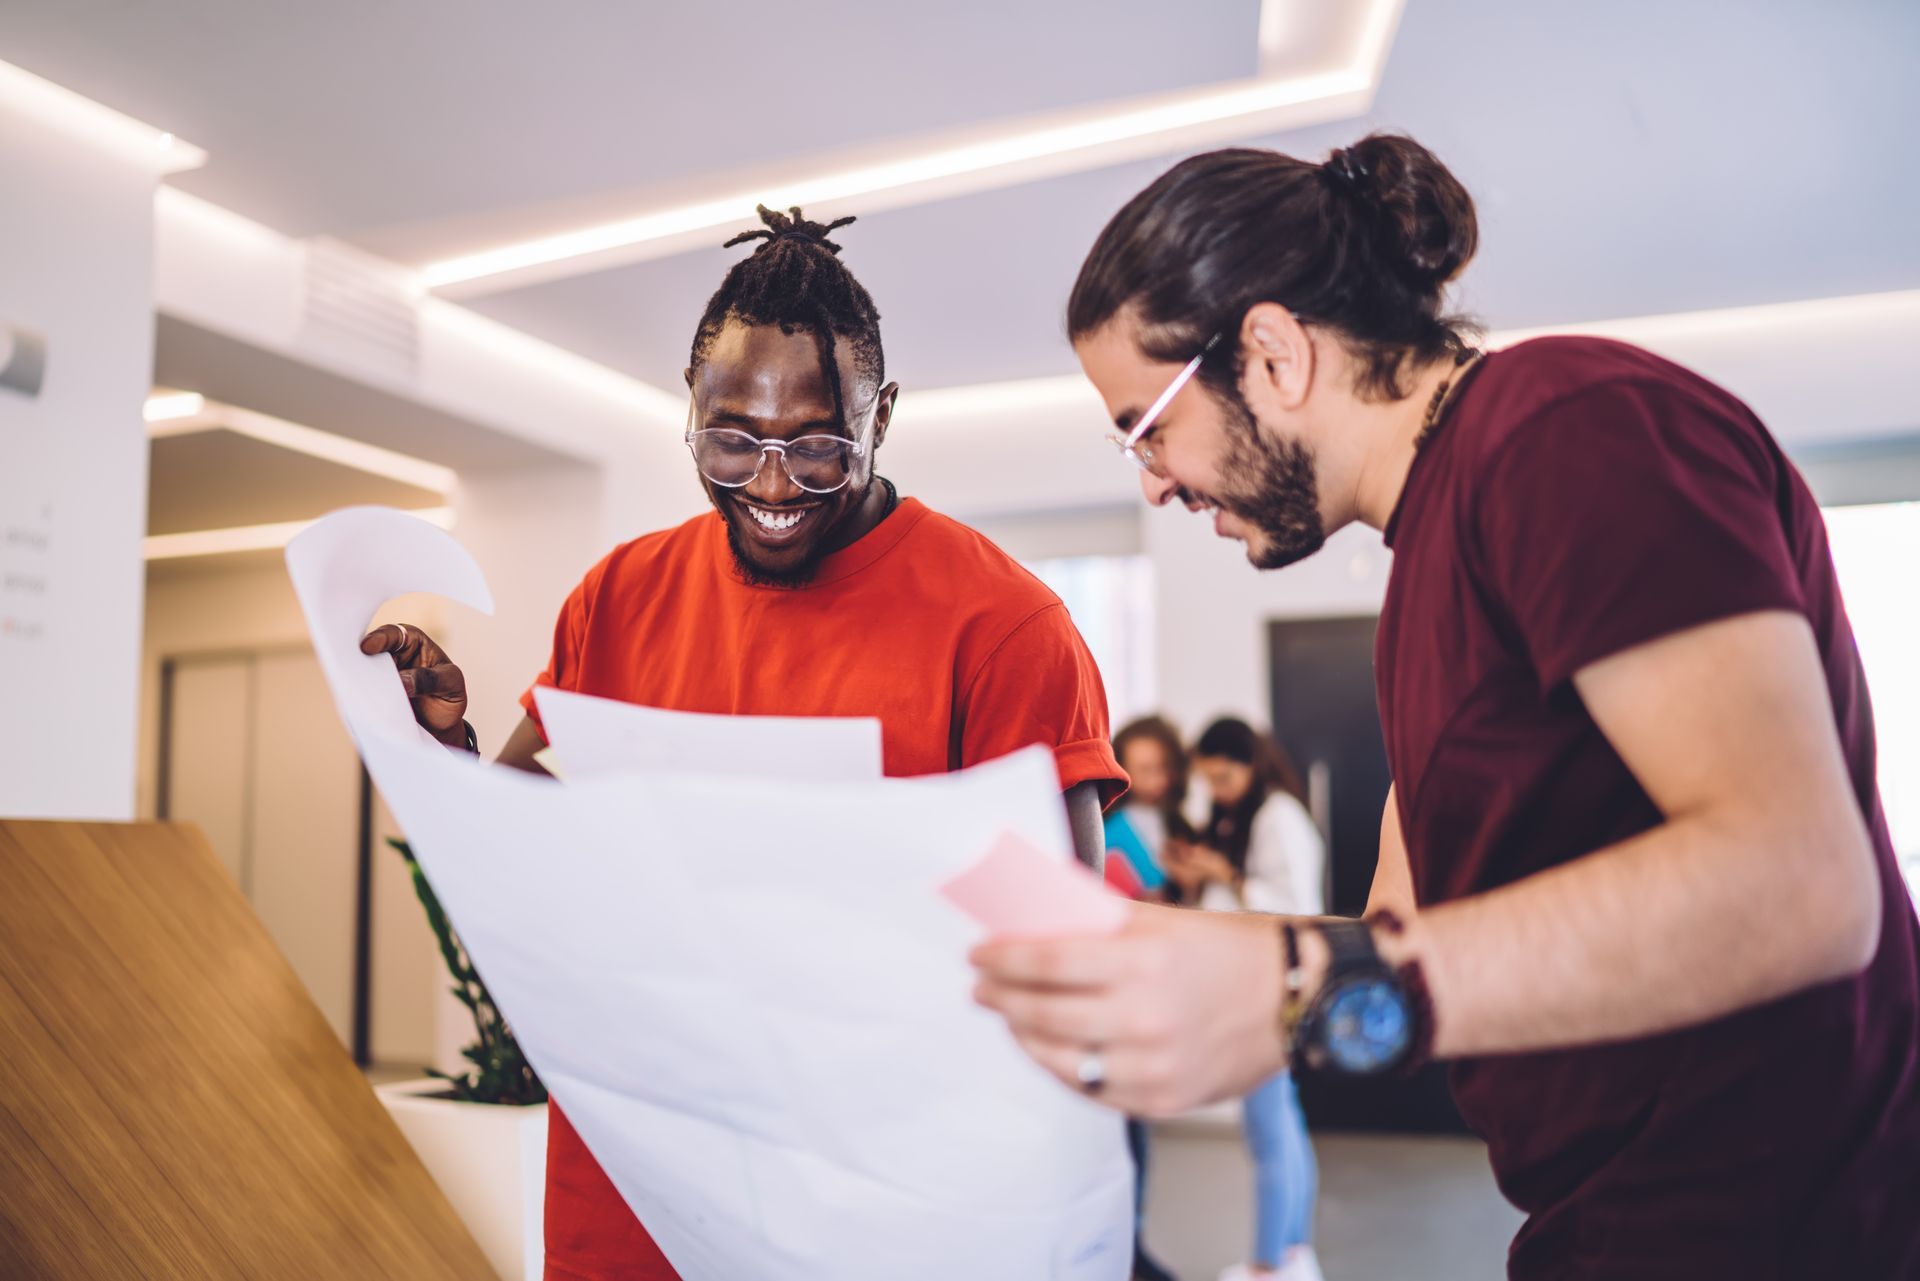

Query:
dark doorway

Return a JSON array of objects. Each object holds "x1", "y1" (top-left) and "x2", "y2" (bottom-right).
[{"x1": 1269, "y1": 615, "x2": 1466, "y2": 1134}]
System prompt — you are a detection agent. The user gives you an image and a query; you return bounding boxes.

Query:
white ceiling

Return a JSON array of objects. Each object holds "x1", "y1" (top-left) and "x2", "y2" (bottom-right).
[
  {"x1": 13, "y1": 0, "x2": 1920, "y2": 399},
  {"x1": 4, "y1": 0, "x2": 1259, "y2": 239},
  {"x1": 452, "y1": 0, "x2": 1920, "y2": 389}
]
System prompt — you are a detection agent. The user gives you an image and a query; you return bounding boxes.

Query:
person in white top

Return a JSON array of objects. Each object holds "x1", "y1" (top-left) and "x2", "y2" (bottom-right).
[{"x1": 1171, "y1": 718, "x2": 1325, "y2": 1281}]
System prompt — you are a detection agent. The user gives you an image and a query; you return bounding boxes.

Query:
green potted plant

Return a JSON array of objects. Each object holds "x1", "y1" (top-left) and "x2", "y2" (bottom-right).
[
  {"x1": 375, "y1": 839, "x2": 548, "y2": 1280},
  {"x1": 392, "y1": 838, "x2": 545, "y2": 1104}
]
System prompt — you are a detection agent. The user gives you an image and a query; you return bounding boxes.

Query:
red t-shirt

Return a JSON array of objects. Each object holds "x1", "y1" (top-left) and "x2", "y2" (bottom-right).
[
  {"x1": 520, "y1": 496, "x2": 1124, "y2": 1280},
  {"x1": 1378, "y1": 336, "x2": 1920, "y2": 1278}
]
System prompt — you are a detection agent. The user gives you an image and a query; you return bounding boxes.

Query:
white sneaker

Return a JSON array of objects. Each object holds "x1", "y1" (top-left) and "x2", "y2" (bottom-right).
[
  {"x1": 1217, "y1": 1247, "x2": 1324, "y2": 1281},
  {"x1": 1276, "y1": 1247, "x2": 1325, "y2": 1281}
]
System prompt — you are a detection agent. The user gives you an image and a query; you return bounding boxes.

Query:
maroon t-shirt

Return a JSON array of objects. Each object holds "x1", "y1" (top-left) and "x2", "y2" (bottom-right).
[{"x1": 1377, "y1": 336, "x2": 1920, "y2": 1278}]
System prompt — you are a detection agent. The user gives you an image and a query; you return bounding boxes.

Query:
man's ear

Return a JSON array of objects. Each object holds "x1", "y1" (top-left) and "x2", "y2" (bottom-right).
[
  {"x1": 871, "y1": 381, "x2": 901, "y2": 452},
  {"x1": 1237, "y1": 302, "x2": 1314, "y2": 418}
]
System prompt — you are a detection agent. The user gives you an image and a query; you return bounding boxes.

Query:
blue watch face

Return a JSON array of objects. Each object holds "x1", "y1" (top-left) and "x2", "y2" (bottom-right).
[{"x1": 1323, "y1": 976, "x2": 1412, "y2": 1075}]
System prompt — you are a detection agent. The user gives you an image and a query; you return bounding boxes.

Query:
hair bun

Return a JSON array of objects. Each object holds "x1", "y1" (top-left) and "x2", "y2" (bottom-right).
[
  {"x1": 1325, "y1": 134, "x2": 1478, "y2": 292},
  {"x1": 724, "y1": 204, "x2": 857, "y2": 255}
]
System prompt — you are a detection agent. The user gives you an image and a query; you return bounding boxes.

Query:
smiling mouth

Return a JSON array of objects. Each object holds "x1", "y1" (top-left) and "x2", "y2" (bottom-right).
[
  {"x1": 734, "y1": 497, "x2": 822, "y2": 538},
  {"x1": 1176, "y1": 487, "x2": 1219, "y2": 515},
  {"x1": 1171, "y1": 486, "x2": 1240, "y2": 538}
]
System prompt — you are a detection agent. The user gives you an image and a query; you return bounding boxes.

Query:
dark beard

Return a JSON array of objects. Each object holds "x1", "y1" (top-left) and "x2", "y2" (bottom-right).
[
  {"x1": 1213, "y1": 387, "x2": 1326, "y2": 570},
  {"x1": 724, "y1": 520, "x2": 828, "y2": 588}
]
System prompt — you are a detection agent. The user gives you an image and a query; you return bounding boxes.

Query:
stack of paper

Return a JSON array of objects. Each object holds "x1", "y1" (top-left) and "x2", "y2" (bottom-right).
[{"x1": 286, "y1": 508, "x2": 1131, "y2": 1281}]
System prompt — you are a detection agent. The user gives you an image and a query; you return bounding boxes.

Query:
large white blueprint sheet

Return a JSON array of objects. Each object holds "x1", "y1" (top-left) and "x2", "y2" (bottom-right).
[{"x1": 285, "y1": 507, "x2": 1131, "y2": 1281}]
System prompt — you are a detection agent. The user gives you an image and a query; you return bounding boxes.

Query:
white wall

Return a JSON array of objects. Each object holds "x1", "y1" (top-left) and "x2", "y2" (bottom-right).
[
  {"x1": 1145, "y1": 506, "x2": 1389, "y2": 735},
  {"x1": 0, "y1": 104, "x2": 159, "y2": 819},
  {"x1": 448, "y1": 465, "x2": 609, "y2": 756}
]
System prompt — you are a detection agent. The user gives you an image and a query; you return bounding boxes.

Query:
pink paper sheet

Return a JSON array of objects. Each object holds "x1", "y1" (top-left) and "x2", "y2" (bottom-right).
[{"x1": 940, "y1": 831, "x2": 1129, "y2": 940}]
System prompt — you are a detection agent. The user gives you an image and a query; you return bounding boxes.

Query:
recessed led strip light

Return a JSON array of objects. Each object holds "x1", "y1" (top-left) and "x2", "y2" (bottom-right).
[
  {"x1": 144, "y1": 507, "x2": 456, "y2": 561},
  {"x1": 142, "y1": 391, "x2": 205, "y2": 422},
  {"x1": 0, "y1": 58, "x2": 206, "y2": 174},
  {"x1": 898, "y1": 375, "x2": 1102, "y2": 423},
  {"x1": 1489, "y1": 289, "x2": 1920, "y2": 349},
  {"x1": 422, "y1": 0, "x2": 1402, "y2": 294},
  {"x1": 143, "y1": 394, "x2": 458, "y2": 495}
]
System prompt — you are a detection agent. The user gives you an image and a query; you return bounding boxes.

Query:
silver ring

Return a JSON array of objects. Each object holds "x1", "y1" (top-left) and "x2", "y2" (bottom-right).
[
  {"x1": 1076, "y1": 1050, "x2": 1106, "y2": 1095},
  {"x1": 396, "y1": 623, "x2": 410, "y2": 649}
]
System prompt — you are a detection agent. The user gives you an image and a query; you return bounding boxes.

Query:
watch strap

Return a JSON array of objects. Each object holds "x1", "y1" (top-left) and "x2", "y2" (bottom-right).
[
  {"x1": 1365, "y1": 909, "x2": 1437, "y2": 1077},
  {"x1": 1317, "y1": 918, "x2": 1380, "y2": 976},
  {"x1": 1277, "y1": 922, "x2": 1309, "y2": 1048}
]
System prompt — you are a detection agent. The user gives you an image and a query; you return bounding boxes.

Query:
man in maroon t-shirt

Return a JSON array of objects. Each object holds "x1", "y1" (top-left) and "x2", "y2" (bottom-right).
[{"x1": 974, "y1": 137, "x2": 1920, "y2": 1279}]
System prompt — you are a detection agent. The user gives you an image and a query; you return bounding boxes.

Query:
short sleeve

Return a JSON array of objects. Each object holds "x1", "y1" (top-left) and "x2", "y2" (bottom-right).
[
  {"x1": 1475, "y1": 381, "x2": 1804, "y2": 690},
  {"x1": 958, "y1": 603, "x2": 1127, "y2": 804},
  {"x1": 518, "y1": 572, "x2": 593, "y2": 742}
]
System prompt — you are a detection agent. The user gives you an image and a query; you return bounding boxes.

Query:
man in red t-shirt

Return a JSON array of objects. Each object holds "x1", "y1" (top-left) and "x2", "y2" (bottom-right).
[
  {"x1": 976, "y1": 138, "x2": 1920, "y2": 1279},
  {"x1": 369, "y1": 206, "x2": 1125, "y2": 1280}
]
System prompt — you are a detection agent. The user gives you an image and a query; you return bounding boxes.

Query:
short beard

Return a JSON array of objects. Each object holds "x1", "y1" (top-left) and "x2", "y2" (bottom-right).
[
  {"x1": 1212, "y1": 386, "x2": 1326, "y2": 571},
  {"x1": 724, "y1": 520, "x2": 828, "y2": 588}
]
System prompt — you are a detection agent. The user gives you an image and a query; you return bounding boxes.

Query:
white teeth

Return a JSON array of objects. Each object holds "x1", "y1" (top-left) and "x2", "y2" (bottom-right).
[{"x1": 749, "y1": 505, "x2": 806, "y2": 532}]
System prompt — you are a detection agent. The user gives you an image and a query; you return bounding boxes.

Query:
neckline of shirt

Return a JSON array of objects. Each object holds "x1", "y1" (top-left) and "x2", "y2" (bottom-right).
[
  {"x1": 1383, "y1": 349, "x2": 1500, "y2": 549},
  {"x1": 716, "y1": 494, "x2": 930, "y2": 590}
]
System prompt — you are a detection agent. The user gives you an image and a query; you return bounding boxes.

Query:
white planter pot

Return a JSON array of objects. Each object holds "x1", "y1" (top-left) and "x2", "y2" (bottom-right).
[{"x1": 377, "y1": 1078, "x2": 548, "y2": 1281}]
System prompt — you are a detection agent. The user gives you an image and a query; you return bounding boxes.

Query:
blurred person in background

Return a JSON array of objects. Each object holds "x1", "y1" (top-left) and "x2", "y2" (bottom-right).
[
  {"x1": 1107, "y1": 715, "x2": 1192, "y2": 900},
  {"x1": 1175, "y1": 719, "x2": 1325, "y2": 918},
  {"x1": 1107, "y1": 715, "x2": 1193, "y2": 1281},
  {"x1": 1178, "y1": 718, "x2": 1324, "y2": 1281}
]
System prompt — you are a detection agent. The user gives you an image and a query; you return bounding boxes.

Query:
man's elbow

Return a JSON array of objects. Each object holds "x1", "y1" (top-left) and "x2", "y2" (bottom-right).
[{"x1": 1802, "y1": 827, "x2": 1883, "y2": 981}]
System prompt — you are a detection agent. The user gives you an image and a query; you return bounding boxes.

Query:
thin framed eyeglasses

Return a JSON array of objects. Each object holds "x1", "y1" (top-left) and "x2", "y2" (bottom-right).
[
  {"x1": 684, "y1": 398, "x2": 877, "y2": 495},
  {"x1": 1106, "y1": 332, "x2": 1222, "y2": 476}
]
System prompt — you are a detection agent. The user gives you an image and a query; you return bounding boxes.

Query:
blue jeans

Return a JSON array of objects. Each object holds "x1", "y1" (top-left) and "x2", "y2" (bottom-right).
[
  {"x1": 1126, "y1": 1117, "x2": 1151, "y2": 1219},
  {"x1": 1242, "y1": 1072, "x2": 1317, "y2": 1264}
]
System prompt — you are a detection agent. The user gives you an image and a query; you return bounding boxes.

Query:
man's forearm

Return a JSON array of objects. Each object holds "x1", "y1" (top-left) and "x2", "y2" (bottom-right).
[
  {"x1": 1373, "y1": 809, "x2": 1880, "y2": 1060},
  {"x1": 1065, "y1": 782, "x2": 1105, "y2": 872}
]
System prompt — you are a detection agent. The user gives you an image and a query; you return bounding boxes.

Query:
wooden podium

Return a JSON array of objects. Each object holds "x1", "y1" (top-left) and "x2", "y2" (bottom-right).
[{"x1": 0, "y1": 820, "x2": 497, "y2": 1280}]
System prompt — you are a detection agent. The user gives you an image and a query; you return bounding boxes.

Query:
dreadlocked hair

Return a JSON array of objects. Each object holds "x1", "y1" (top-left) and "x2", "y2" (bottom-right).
[{"x1": 690, "y1": 204, "x2": 885, "y2": 427}]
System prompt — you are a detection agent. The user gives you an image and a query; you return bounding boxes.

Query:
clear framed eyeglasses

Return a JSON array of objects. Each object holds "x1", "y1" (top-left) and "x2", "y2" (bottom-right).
[
  {"x1": 1106, "y1": 332, "x2": 1223, "y2": 476},
  {"x1": 685, "y1": 398, "x2": 877, "y2": 495}
]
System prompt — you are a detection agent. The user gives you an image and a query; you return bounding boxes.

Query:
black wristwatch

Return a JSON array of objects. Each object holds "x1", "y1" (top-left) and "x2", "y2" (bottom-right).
[{"x1": 1292, "y1": 919, "x2": 1419, "y2": 1077}]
